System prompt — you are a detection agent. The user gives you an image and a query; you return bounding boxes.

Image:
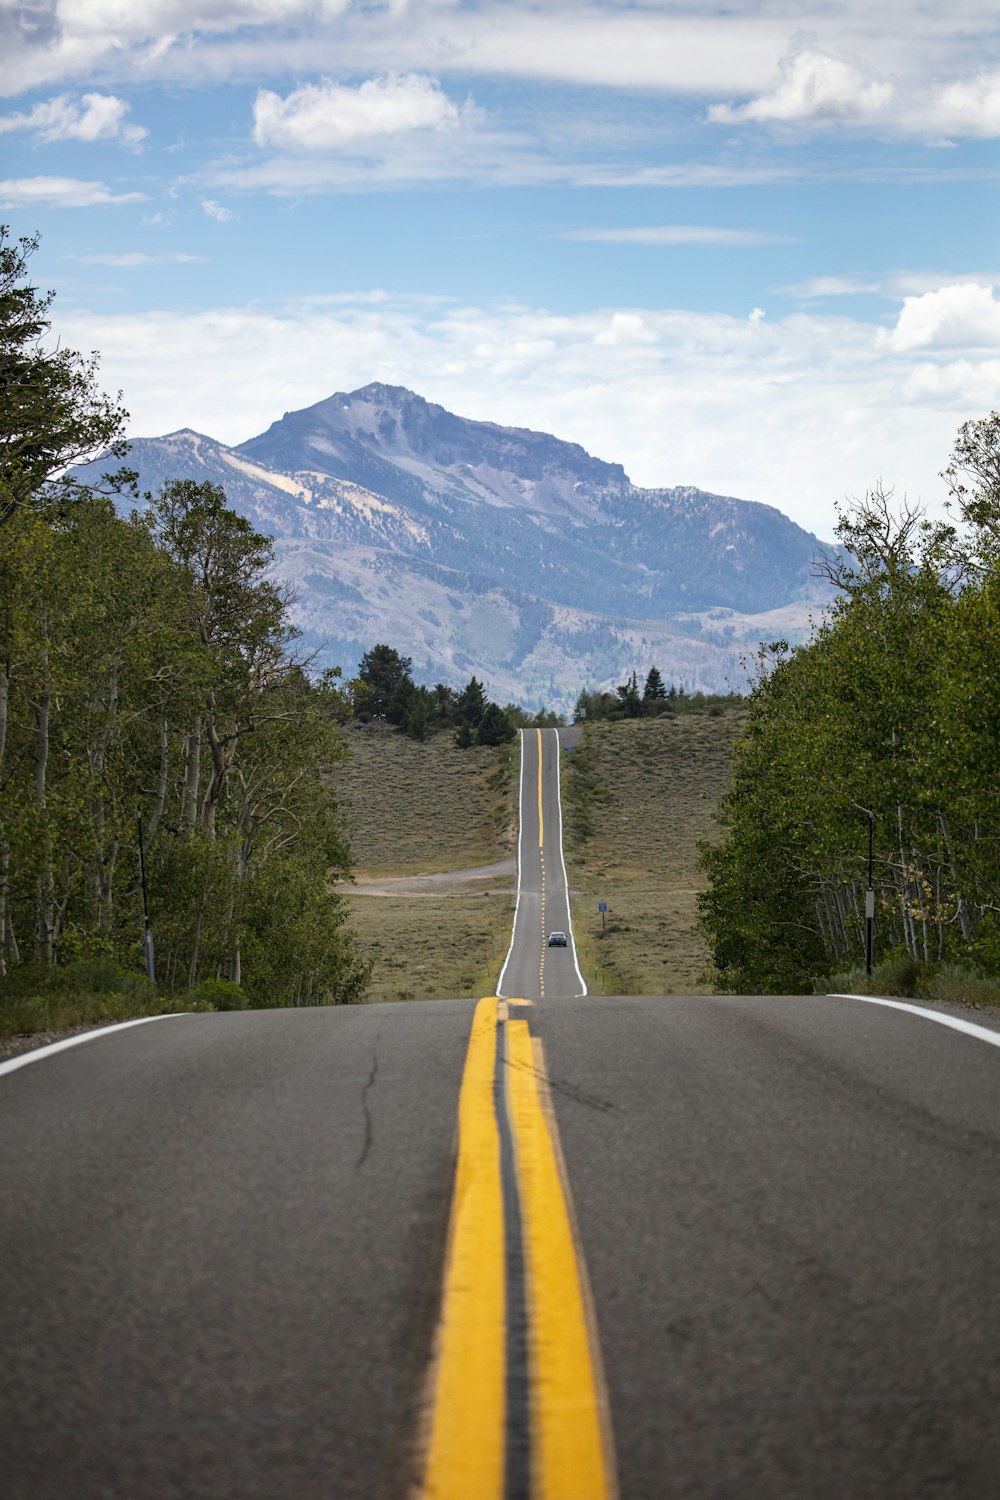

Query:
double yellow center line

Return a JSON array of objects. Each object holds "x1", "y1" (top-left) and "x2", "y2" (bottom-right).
[{"x1": 418, "y1": 996, "x2": 616, "y2": 1499}]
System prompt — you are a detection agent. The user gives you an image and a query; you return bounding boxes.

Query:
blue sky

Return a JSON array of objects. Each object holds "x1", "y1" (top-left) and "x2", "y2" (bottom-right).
[{"x1": 2, "y1": 2, "x2": 999, "y2": 537}]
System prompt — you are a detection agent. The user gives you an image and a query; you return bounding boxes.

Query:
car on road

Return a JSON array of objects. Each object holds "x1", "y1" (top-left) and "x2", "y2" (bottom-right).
[{"x1": 547, "y1": 931, "x2": 568, "y2": 947}]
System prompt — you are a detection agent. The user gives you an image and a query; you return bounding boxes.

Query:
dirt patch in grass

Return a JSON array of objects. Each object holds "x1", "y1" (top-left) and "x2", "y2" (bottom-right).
[
  {"x1": 563, "y1": 709, "x2": 745, "y2": 995},
  {"x1": 336, "y1": 726, "x2": 519, "y2": 1000}
]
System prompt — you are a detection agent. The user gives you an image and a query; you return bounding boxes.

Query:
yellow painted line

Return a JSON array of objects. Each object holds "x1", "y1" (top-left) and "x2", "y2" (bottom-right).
[
  {"x1": 506, "y1": 1020, "x2": 618, "y2": 1500},
  {"x1": 419, "y1": 996, "x2": 505, "y2": 1500},
  {"x1": 536, "y1": 727, "x2": 544, "y2": 848}
]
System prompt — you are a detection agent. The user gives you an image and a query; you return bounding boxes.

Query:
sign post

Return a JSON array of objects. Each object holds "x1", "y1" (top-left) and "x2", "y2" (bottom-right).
[{"x1": 598, "y1": 900, "x2": 607, "y2": 932}]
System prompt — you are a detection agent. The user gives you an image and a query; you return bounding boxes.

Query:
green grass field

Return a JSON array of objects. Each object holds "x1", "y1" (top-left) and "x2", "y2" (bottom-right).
[{"x1": 563, "y1": 709, "x2": 745, "y2": 995}]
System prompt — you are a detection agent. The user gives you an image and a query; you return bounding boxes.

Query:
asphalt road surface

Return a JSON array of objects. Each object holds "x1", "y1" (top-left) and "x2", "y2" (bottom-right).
[{"x1": 3, "y1": 728, "x2": 1000, "y2": 1499}]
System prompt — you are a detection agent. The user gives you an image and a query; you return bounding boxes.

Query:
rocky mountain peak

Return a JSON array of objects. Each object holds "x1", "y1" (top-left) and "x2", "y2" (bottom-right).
[
  {"x1": 73, "y1": 383, "x2": 830, "y2": 708},
  {"x1": 238, "y1": 383, "x2": 628, "y2": 517}
]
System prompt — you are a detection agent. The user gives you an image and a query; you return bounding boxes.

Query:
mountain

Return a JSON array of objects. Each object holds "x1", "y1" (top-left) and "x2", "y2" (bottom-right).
[{"x1": 75, "y1": 383, "x2": 831, "y2": 711}]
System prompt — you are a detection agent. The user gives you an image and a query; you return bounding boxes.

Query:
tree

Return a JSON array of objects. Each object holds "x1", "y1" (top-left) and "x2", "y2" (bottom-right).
[
  {"x1": 699, "y1": 450, "x2": 1000, "y2": 991},
  {"x1": 146, "y1": 478, "x2": 294, "y2": 838},
  {"x1": 643, "y1": 666, "x2": 667, "y2": 711},
  {"x1": 476, "y1": 702, "x2": 516, "y2": 746},
  {"x1": 616, "y1": 671, "x2": 642, "y2": 718},
  {"x1": 356, "y1": 644, "x2": 413, "y2": 719},
  {"x1": 0, "y1": 226, "x2": 128, "y2": 525},
  {"x1": 456, "y1": 675, "x2": 486, "y2": 728}
]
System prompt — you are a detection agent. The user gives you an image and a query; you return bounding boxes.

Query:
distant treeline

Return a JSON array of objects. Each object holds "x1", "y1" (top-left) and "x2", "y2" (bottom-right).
[
  {"x1": 344, "y1": 643, "x2": 564, "y2": 744},
  {"x1": 574, "y1": 666, "x2": 742, "y2": 721},
  {"x1": 700, "y1": 415, "x2": 1000, "y2": 995}
]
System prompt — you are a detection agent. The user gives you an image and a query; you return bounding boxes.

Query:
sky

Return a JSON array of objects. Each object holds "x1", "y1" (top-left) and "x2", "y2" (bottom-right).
[{"x1": 2, "y1": 2, "x2": 999, "y2": 540}]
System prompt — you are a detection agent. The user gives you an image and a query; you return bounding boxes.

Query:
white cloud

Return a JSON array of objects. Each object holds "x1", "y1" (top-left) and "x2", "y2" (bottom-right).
[
  {"x1": 880, "y1": 283, "x2": 1000, "y2": 353},
  {"x1": 0, "y1": 92, "x2": 146, "y2": 146},
  {"x1": 565, "y1": 225, "x2": 795, "y2": 247},
  {"x1": 79, "y1": 251, "x2": 203, "y2": 265},
  {"x1": 593, "y1": 312, "x2": 658, "y2": 346},
  {"x1": 201, "y1": 197, "x2": 235, "y2": 220},
  {"x1": 709, "y1": 38, "x2": 895, "y2": 129},
  {"x1": 0, "y1": 175, "x2": 146, "y2": 207},
  {"x1": 782, "y1": 275, "x2": 883, "y2": 298},
  {"x1": 2, "y1": 3, "x2": 993, "y2": 126},
  {"x1": 253, "y1": 73, "x2": 464, "y2": 150},
  {"x1": 928, "y1": 69, "x2": 1000, "y2": 137},
  {"x1": 86, "y1": 252, "x2": 152, "y2": 266},
  {"x1": 55, "y1": 281, "x2": 1000, "y2": 537},
  {"x1": 2, "y1": 4, "x2": 999, "y2": 153}
]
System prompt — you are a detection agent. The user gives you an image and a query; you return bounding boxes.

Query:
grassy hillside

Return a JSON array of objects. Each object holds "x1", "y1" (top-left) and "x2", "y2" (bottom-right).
[
  {"x1": 338, "y1": 726, "x2": 516, "y2": 875},
  {"x1": 337, "y1": 726, "x2": 519, "y2": 1001},
  {"x1": 563, "y1": 708, "x2": 745, "y2": 994}
]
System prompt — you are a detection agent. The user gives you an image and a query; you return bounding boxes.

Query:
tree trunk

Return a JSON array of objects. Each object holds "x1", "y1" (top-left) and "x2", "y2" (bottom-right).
[
  {"x1": 34, "y1": 616, "x2": 53, "y2": 964},
  {"x1": 180, "y1": 715, "x2": 202, "y2": 837},
  {"x1": 0, "y1": 832, "x2": 8, "y2": 980},
  {"x1": 187, "y1": 908, "x2": 203, "y2": 989},
  {"x1": 0, "y1": 660, "x2": 8, "y2": 776},
  {"x1": 147, "y1": 720, "x2": 170, "y2": 841},
  {"x1": 897, "y1": 806, "x2": 918, "y2": 960},
  {"x1": 201, "y1": 717, "x2": 235, "y2": 836},
  {"x1": 937, "y1": 809, "x2": 973, "y2": 942}
]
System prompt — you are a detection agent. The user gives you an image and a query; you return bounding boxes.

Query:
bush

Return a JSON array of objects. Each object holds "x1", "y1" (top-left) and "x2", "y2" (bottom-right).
[
  {"x1": 822, "y1": 954, "x2": 923, "y2": 998},
  {"x1": 62, "y1": 958, "x2": 157, "y2": 1003},
  {"x1": 925, "y1": 963, "x2": 1000, "y2": 1008},
  {"x1": 185, "y1": 978, "x2": 250, "y2": 1011},
  {"x1": 821, "y1": 955, "x2": 1000, "y2": 1007}
]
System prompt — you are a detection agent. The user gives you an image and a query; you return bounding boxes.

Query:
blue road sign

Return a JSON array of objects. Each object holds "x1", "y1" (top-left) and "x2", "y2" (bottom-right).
[{"x1": 598, "y1": 901, "x2": 607, "y2": 913}]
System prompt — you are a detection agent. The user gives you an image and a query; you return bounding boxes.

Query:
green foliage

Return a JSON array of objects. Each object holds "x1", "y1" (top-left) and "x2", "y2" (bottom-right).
[
  {"x1": 821, "y1": 956, "x2": 1000, "y2": 1008},
  {"x1": 699, "y1": 433, "x2": 1000, "y2": 994},
  {"x1": 186, "y1": 977, "x2": 249, "y2": 1010},
  {"x1": 0, "y1": 226, "x2": 129, "y2": 524},
  {"x1": 354, "y1": 643, "x2": 413, "y2": 719},
  {"x1": 0, "y1": 287, "x2": 370, "y2": 1020},
  {"x1": 476, "y1": 702, "x2": 516, "y2": 746},
  {"x1": 575, "y1": 671, "x2": 741, "y2": 722}
]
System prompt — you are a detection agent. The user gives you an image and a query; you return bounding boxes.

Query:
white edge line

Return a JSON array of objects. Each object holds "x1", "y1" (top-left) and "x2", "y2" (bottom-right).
[
  {"x1": 496, "y1": 728, "x2": 526, "y2": 998},
  {"x1": 830, "y1": 992, "x2": 1000, "y2": 1049},
  {"x1": 0, "y1": 1013, "x2": 189, "y2": 1080},
  {"x1": 555, "y1": 728, "x2": 588, "y2": 998}
]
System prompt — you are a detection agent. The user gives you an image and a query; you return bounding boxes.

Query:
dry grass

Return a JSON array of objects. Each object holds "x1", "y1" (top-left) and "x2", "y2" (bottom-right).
[
  {"x1": 346, "y1": 891, "x2": 516, "y2": 1003},
  {"x1": 563, "y1": 709, "x2": 745, "y2": 995},
  {"x1": 336, "y1": 726, "x2": 519, "y2": 1001},
  {"x1": 338, "y1": 725, "x2": 517, "y2": 875}
]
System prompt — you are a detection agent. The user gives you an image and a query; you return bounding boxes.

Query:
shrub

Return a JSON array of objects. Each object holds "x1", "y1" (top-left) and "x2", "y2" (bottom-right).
[
  {"x1": 926, "y1": 963, "x2": 1000, "y2": 1008},
  {"x1": 822, "y1": 954, "x2": 923, "y2": 998},
  {"x1": 185, "y1": 977, "x2": 250, "y2": 1011},
  {"x1": 62, "y1": 958, "x2": 157, "y2": 1003}
]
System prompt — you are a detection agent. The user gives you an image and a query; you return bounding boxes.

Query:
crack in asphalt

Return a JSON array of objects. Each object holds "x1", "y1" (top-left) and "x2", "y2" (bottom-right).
[{"x1": 355, "y1": 1027, "x2": 383, "y2": 1169}]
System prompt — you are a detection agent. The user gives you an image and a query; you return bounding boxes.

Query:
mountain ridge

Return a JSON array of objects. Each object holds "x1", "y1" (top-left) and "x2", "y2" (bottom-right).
[{"x1": 75, "y1": 383, "x2": 830, "y2": 711}]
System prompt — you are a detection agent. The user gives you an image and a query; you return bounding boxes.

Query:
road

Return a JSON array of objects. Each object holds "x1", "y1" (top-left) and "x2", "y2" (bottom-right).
[{"x1": 3, "y1": 728, "x2": 1000, "y2": 1498}]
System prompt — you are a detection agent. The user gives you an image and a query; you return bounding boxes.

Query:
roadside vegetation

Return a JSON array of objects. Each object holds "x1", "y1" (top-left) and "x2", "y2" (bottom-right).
[
  {"x1": 0, "y1": 225, "x2": 371, "y2": 1040},
  {"x1": 563, "y1": 705, "x2": 745, "y2": 994},
  {"x1": 699, "y1": 415, "x2": 1000, "y2": 1006}
]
